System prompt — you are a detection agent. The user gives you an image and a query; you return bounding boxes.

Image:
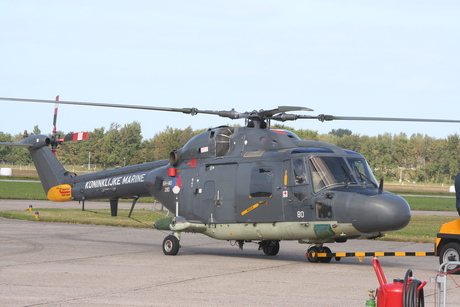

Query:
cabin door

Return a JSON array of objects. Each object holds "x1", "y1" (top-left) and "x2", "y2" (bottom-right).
[
  {"x1": 199, "y1": 163, "x2": 238, "y2": 223},
  {"x1": 235, "y1": 162, "x2": 284, "y2": 223}
]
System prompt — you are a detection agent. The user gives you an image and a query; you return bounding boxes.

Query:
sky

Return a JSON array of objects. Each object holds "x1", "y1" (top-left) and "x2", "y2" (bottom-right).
[{"x1": 1, "y1": 1, "x2": 460, "y2": 140}]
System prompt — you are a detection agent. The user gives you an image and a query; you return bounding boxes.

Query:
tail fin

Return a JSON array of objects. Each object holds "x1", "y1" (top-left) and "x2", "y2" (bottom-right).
[{"x1": 1, "y1": 135, "x2": 73, "y2": 201}]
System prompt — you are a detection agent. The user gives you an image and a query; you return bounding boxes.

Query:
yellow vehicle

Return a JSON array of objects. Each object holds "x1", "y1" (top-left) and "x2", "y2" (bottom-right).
[{"x1": 436, "y1": 219, "x2": 460, "y2": 271}]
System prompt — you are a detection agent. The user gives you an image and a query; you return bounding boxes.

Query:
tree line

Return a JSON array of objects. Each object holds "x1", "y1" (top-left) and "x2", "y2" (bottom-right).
[{"x1": 1, "y1": 123, "x2": 459, "y2": 184}]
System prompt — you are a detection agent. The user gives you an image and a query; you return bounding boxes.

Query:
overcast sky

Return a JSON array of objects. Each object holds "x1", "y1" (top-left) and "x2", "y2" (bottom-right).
[{"x1": 1, "y1": 1, "x2": 459, "y2": 140}]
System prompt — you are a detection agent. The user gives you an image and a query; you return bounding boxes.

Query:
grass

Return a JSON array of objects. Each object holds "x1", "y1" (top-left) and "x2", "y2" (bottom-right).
[
  {"x1": 381, "y1": 215, "x2": 458, "y2": 243},
  {"x1": 0, "y1": 176, "x2": 40, "y2": 181},
  {"x1": 1, "y1": 181, "x2": 456, "y2": 210},
  {"x1": 0, "y1": 208, "x2": 455, "y2": 243},
  {"x1": 402, "y1": 196, "x2": 456, "y2": 211},
  {"x1": 0, "y1": 181, "x2": 47, "y2": 200},
  {"x1": 1, "y1": 180, "x2": 458, "y2": 243},
  {"x1": 0, "y1": 208, "x2": 171, "y2": 228},
  {"x1": 0, "y1": 181, "x2": 155, "y2": 202}
]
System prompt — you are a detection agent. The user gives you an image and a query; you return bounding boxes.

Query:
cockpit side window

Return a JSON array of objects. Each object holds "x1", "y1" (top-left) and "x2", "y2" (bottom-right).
[
  {"x1": 309, "y1": 156, "x2": 355, "y2": 192},
  {"x1": 293, "y1": 158, "x2": 308, "y2": 184},
  {"x1": 347, "y1": 158, "x2": 378, "y2": 187}
]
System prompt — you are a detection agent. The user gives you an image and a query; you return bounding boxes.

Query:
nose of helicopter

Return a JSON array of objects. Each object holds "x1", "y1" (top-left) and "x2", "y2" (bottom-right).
[{"x1": 349, "y1": 192, "x2": 411, "y2": 234}]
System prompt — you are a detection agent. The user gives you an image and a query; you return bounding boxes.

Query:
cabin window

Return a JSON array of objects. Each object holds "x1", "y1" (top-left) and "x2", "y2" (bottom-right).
[
  {"x1": 215, "y1": 127, "x2": 234, "y2": 157},
  {"x1": 250, "y1": 167, "x2": 274, "y2": 198},
  {"x1": 309, "y1": 157, "x2": 355, "y2": 193}
]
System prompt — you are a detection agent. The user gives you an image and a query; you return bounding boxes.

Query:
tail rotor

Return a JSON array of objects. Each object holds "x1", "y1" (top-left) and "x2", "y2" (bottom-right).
[{"x1": 49, "y1": 95, "x2": 88, "y2": 155}]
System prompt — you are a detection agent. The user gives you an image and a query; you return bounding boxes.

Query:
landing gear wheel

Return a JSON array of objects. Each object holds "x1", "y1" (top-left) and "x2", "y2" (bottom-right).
[
  {"x1": 307, "y1": 246, "x2": 320, "y2": 263},
  {"x1": 439, "y1": 242, "x2": 460, "y2": 273},
  {"x1": 319, "y1": 246, "x2": 332, "y2": 263},
  {"x1": 162, "y1": 235, "x2": 180, "y2": 255},
  {"x1": 262, "y1": 240, "x2": 280, "y2": 256}
]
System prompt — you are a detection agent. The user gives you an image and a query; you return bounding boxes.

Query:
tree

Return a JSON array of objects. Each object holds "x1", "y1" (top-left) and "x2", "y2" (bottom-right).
[
  {"x1": 270, "y1": 124, "x2": 319, "y2": 140},
  {"x1": 329, "y1": 129, "x2": 352, "y2": 137},
  {"x1": 101, "y1": 123, "x2": 122, "y2": 168},
  {"x1": 2, "y1": 120, "x2": 460, "y2": 184},
  {"x1": 335, "y1": 134, "x2": 361, "y2": 152},
  {"x1": 118, "y1": 122, "x2": 143, "y2": 166},
  {"x1": 142, "y1": 126, "x2": 196, "y2": 162},
  {"x1": 445, "y1": 134, "x2": 460, "y2": 183},
  {"x1": 0, "y1": 133, "x2": 12, "y2": 163},
  {"x1": 32, "y1": 125, "x2": 41, "y2": 135}
]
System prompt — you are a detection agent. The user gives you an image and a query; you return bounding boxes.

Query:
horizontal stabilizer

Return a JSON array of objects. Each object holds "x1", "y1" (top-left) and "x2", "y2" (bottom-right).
[
  {"x1": 0, "y1": 141, "x2": 35, "y2": 148},
  {"x1": 0, "y1": 135, "x2": 51, "y2": 150}
]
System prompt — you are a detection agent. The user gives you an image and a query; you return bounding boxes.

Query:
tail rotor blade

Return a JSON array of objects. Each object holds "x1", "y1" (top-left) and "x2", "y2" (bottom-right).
[
  {"x1": 63, "y1": 132, "x2": 89, "y2": 142},
  {"x1": 51, "y1": 95, "x2": 60, "y2": 155},
  {"x1": 53, "y1": 95, "x2": 59, "y2": 134}
]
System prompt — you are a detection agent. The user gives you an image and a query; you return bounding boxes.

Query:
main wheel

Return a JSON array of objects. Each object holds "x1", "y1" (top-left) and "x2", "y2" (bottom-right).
[
  {"x1": 319, "y1": 246, "x2": 332, "y2": 263},
  {"x1": 262, "y1": 240, "x2": 280, "y2": 256},
  {"x1": 439, "y1": 242, "x2": 460, "y2": 272},
  {"x1": 306, "y1": 246, "x2": 320, "y2": 263},
  {"x1": 162, "y1": 235, "x2": 180, "y2": 255}
]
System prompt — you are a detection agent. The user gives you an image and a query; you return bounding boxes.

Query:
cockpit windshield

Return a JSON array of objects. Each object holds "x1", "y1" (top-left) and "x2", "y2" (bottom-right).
[
  {"x1": 347, "y1": 158, "x2": 378, "y2": 187},
  {"x1": 309, "y1": 156, "x2": 356, "y2": 192}
]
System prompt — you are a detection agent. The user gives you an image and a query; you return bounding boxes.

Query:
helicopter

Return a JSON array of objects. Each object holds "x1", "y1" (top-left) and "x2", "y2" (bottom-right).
[{"x1": 2, "y1": 97, "x2": 460, "y2": 262}]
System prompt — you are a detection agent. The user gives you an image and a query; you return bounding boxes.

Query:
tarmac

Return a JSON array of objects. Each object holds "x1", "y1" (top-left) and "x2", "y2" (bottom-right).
[{"x1": 1, "y1": 199, "x2": 460, "y2": 306}]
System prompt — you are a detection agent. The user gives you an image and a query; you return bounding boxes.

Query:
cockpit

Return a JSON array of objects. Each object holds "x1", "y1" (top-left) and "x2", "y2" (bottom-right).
[{"x1": 293, "y1": 154, "x2": 378, "y2": 193}]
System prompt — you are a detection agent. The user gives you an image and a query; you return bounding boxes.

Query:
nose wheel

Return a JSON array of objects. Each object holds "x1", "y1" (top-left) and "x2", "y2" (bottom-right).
[{"x1": 306, "y1": 245, "x2": 334, "y2": 263}]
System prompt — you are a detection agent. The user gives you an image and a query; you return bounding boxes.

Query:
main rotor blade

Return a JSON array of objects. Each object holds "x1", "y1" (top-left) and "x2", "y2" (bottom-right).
[
  {"x1": 0, "y1": 97, "x2": 249, "y2": 119},
  {"x1": 3, "y1": 97, "x2": 458, "y2": 124},
  {"x1": 0, "y1": 97, "x2": 199, "y2": 115},
  {"x1": 294, "y1": 114, "x2": 460, "y2": 123},
  {"x1": 260, "y1": 106, "x2": 314, "y2": 117}
]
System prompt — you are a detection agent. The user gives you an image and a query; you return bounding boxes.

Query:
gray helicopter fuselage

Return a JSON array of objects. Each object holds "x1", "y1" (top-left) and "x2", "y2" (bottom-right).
[
  {"x1": 17, "y1": 126, "x2": 410, "y2": 244},
  {"x1": 147, "y1": 126, "x2": 410, "y2": 238}
]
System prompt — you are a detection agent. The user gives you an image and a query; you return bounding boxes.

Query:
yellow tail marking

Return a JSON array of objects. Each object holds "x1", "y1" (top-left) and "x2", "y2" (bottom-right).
[{"x1": 47, "y1": 184, "x2": 72, "y2": 202}]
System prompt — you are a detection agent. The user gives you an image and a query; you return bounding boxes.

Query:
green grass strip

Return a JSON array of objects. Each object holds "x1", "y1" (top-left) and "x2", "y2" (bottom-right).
[
  {"x1": 381, "y1": 215, "x2": 458, "y2": 243},
  {"x1": 0, "y1": 181, "x2": 47, "y2": 200},
  {"x1": 402, "y1": 196, "x2": 457, "y2": 211},
  {"x1": 0, "y1": 208, "x2": 171, "y2": 228}
]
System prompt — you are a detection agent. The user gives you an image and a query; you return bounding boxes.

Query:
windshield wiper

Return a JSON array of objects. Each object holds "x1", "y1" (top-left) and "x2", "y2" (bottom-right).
[
  {"x1": 354, "y1": 166, "x2": 378, "y2": 188},
  {"x1": 341, "y1": 164, "x2": 354, "y2": 187}
]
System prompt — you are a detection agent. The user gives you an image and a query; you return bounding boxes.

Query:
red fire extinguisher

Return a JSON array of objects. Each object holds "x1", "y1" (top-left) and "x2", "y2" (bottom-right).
[{"x1": 372, "y1": 258, "x2": 427, "y2": 307}]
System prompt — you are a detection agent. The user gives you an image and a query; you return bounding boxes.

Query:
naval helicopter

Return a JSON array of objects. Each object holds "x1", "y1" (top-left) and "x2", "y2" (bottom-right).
[{"x1": 1, "y1": 97, "x2": 460, "y2": 262}]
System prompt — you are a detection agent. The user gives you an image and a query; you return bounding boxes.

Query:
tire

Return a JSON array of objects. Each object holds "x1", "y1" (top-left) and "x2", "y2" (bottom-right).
[
  {"x1": 262, "y1": 240, "x2": 280, "y2": 256},
  {"x1": 307, "y1": 246, "x2": 320, "y2": 263},
  {"x1": 319, "y1": 246, "x2": 332, "y2": 263},
  {"x1": 162, "y1": 235, "x2": 180, "y2": 255},
  {"x1": 439, "y1": 242, "x2": 460, "y2": 273}
]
